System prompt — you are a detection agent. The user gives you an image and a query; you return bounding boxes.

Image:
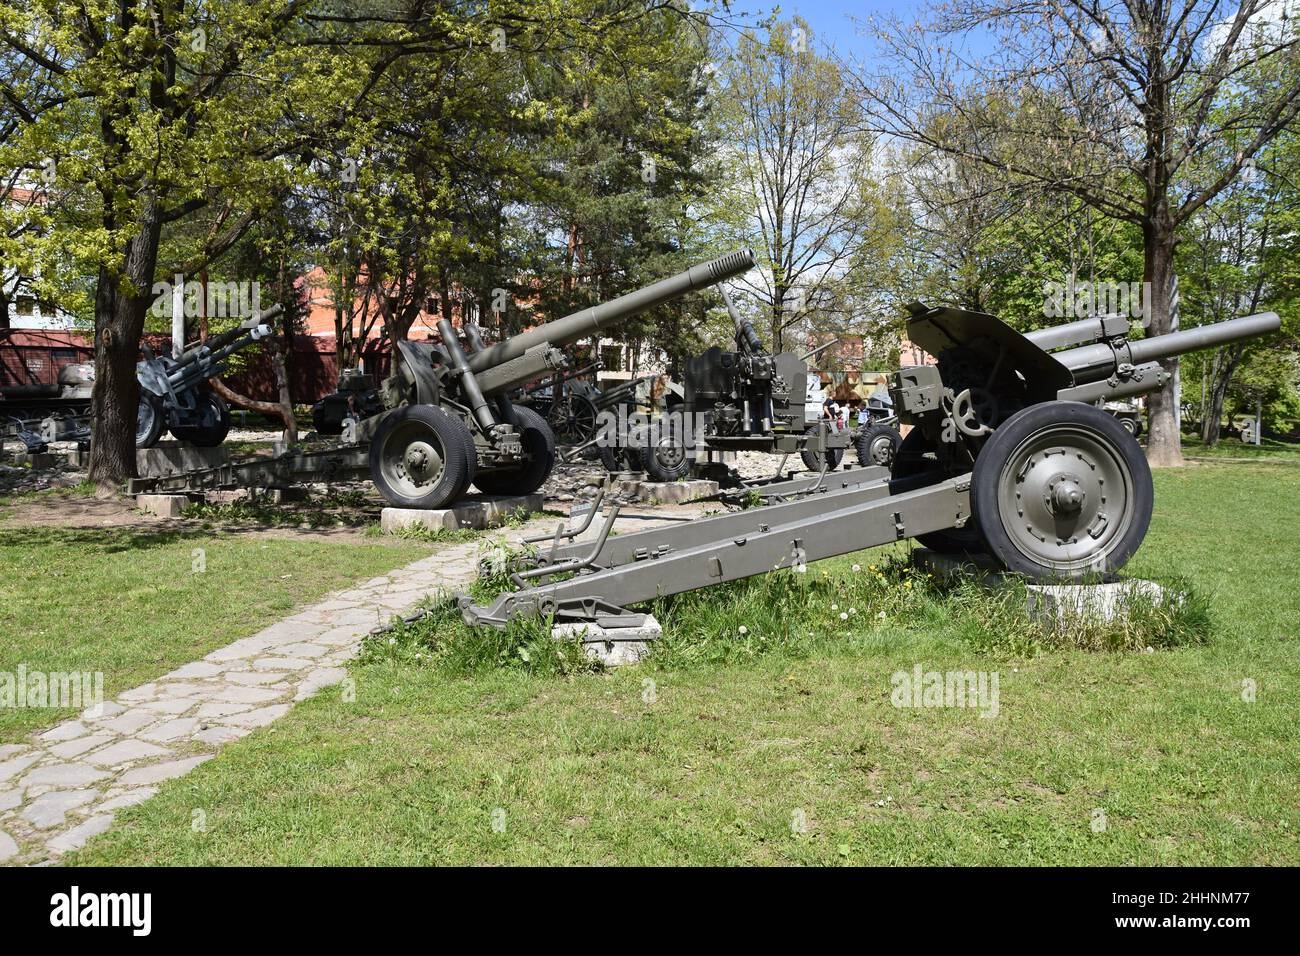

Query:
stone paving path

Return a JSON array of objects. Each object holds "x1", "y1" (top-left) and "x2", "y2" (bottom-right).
[{"x1": 0, "y1": 505, "x2": 698, "y2": 865}]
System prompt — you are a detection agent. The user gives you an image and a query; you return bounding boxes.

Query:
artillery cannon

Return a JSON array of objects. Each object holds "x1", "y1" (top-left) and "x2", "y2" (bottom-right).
[
  {"x1": 459, "y1": 304, "x2": 1279, "y2": 628},
  {"x1": 614, "y1": 286, "x2": 853, "y2": 482},
  {"x1": 135, "y1": 307, "x2": 278, "y2": 448},
  {"x1": 361, "y1": 250, "x2": 756, "y2": 509},
  {"x1": 1, "y1": 309, "x2": 275, "y2": 452}
]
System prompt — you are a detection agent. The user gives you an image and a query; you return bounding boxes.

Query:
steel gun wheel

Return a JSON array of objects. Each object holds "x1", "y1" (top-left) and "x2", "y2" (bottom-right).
[
  {"x1": 800, "y1": 425, "x2": 845, "y2": 472},
  {"x1": 136, "y1": 395, "x2": 165, "y2": 448},
  {"x1": 599, "y1": 444, "x2": 643, "y2": 473},
  {"x1": 170, "y1": 392, "x2": 231, "y2": 447},
  {"x1": 546, "y1": 393, "x2": 599, "y2": 446},
  {"x1": 972, "y1": 401, "x2": 1153, "y2": 580},
  {"x1": 370, "y1": 405, "x2": 476, "y2": 509},
  {"x1": 856, "y1": 423, "x2": 900, "y2": 467},
  {"x1": 473, "y1": 405, "x2": 555, "y2": 496}
]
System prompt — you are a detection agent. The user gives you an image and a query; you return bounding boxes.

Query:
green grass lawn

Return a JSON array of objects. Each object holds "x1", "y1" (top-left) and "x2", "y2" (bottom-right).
[
  {"x1": 72, "y1": 463, "x2": 1300, "y2": 865},
  {"x1": 0, "y1": 525, "x2": 431, "y2": 743},
  {"x1": 1181, "y1": 434, "x2": 1300, "y2": 462}
]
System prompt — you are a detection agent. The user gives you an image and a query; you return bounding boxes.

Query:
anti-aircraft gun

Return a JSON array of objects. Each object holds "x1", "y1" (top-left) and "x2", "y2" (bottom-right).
[
  {"x1": 359, "y1": 250, "x2": 756, "y2": 509},
  {"x1": 459, "y1": 304, "x2": 1279, "y2": 628},
  {"x1": 648, "y1": 287, "x2": 852, "y2": 477}
]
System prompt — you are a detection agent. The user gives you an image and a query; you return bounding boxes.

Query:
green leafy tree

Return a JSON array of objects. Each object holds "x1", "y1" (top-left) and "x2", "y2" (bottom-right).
[
  {"x1": 717, "y1": 17, "x2": 875, "y2": 353},
  {"x1": 858, "y1": 1, "x2": 1300, "y2": 465}
]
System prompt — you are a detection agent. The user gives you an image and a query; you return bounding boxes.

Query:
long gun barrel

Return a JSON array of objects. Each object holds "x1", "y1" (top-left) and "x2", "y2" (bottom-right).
[
  {"x1": 178, "y1": 305, "x2": 282, "y2": 363},
  {"x1": 800, "y1": 339, "x2": 839, "y2": 364},
  {"x1": 720, "y1": 286, "x2": 765, "y2": 356},
  {"x1": 469, "y1": 250, "x2": 755, "y2": 375},
  {"x1": 1056, "y1": 312, "x2": 1280, "y2": 385}
]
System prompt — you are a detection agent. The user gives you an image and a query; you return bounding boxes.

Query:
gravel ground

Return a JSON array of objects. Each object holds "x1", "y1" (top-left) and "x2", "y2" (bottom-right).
[
  {"x1": 0, "y1": 443, "x2": 88, "y2": 497},
  {"x1": 2, "y1": 429, "x2": 826, "y2": 516}
]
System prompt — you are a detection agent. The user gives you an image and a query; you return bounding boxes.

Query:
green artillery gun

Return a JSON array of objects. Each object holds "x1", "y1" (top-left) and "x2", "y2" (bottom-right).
[
  {"x1": 680, "y1": 287, "x2": 853, "y2": 473},
  {"x1": 135, "y1": 307, "x2": 279, "y2": 448},
  {"x1": 2, "y1": 307, "x2": 277, "y2": 452},
  {"x1": 459, "y1": 304, "x2": 1279, "y2": 628},
  {"x1": 602, "y1": 288, "x2": 859, "y2": 485},
  {"x1": 360, "y1": 250, "x2": 756, "y2": 509}
]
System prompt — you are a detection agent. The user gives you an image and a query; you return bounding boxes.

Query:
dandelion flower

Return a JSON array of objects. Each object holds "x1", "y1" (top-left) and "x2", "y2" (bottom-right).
[
  {"x1": 738, "y1": 625, "x2": 749, "y2": 635},
  {"x1": 839, "y1": 612, "x2": 848, "y2": 621},
  {"x1": 852, "y1": 563, "x2": 862, "y2": 572},
  {"x1": 831, "y1": 603, "x2": 839, "y2": 611}
]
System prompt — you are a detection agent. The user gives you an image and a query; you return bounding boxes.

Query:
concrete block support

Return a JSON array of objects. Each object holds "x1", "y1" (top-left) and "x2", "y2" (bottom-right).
[{"x1": 381, "y1": 494, "x2": 544, "y2": 534}]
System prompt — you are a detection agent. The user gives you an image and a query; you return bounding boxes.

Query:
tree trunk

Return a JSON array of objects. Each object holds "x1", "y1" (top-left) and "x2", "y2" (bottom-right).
[
  {"x1": 271, "y1": 338, "x2": 297, "y2": 445},
  {"x1": 1142, "y1": 225, "x2": 1184, "y2": 467},
  {"x1": 88, "y1": 215, "x2": 162, "y2": 492},
  {"x1": 1201, "y1": 346, "x2": 1243, "y2": 447}
]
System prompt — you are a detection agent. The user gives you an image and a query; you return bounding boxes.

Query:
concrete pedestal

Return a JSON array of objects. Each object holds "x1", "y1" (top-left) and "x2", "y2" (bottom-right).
[
  {"x1": 136, "y1": 494, "x2": 191, "y2": 518},
  {"x1": 137, "y1": 442, "x2": 230, "y2": 479},
  {"x1": 380, "y1": 493, "x2": 544, "y2": 534},
  {"x1": 910, "y1": 548, "x2": 1173, "y2": 625},
  {"x1": 617, "y1": 478, "x2": 719, "y2": 504},
  {"x1": 1024, "y1": 580, "x2": 1174, "y2": 625},
  {"x1": 552, "y1": 614, "x2": 661, "y2": 667}
]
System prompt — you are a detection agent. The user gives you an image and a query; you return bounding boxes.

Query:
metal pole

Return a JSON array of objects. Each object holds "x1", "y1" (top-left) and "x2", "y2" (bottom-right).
[{"x1": 171, "y1": 276, "x2": 185, "y2": 360}]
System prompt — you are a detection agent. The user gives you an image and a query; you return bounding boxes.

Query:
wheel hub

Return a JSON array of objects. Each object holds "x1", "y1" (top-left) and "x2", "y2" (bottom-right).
[
  {"x1": 380, "y1": 420, "x2": 448, "y2": 498},
  {"x1": 401, "y1": 441, "x2": 439, "y2": 486},
  {"x1": 999, "y1": 431, "x2": 1132, "y2": 569},
  {"x1": 1045, "y1": 474, "x2": 1085, "y2": 515},
  {"x1": 870, "y1": 436, "x2": 894, "y2": 464}
]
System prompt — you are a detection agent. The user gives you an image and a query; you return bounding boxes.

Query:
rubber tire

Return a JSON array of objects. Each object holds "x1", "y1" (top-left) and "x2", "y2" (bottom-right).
[
  {"x1": 598, "y1": 444, "x2": 620, "y2": 472},
  {"x1": 641, "y1": 436, "x2": 690, "y2": 483},
  {"x1": 369, "y1": 404, "x2": 474, "y2": 509},
  {"x1": 856, "y1": 423, "x2": 901, "y2": 467},
  {"x1": 599, "y1": 444, "x2": 643, "y2": 473},
  {"x1": 800, "y1": 425, "x2": 845, "y2": 472},
  {"x1": 472, "y1": 405, "x2": 555, "y2": 496},
  {"x1": 136, "y1": 394, "x2": 165, "y2": 448},
  {"x1": 1118, "y1": 415, "x2": 1143, "y2": 440},
  {"x1": 891, "y1": 428, "x2": 988, "y2": 555},
  {"x1": 171, "y1": 392, "x2": 232, "y2": 447},
  {"x1": 972, "y1": 401, "x2": 1153, "y2": 580}
]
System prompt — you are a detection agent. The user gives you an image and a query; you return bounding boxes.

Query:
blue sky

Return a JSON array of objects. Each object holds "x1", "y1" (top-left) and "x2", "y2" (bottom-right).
[
  {"x1": 721, "y1": 0, "x2": 925, "y2": 61},
  {"x1": 719, "y1": 0, "x2": 1001, "y2": 64}
]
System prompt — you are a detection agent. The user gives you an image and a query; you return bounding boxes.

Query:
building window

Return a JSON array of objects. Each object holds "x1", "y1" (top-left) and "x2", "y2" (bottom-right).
[{"x1": 16, "y1": 296, "x2": 36, "y2": 316}]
